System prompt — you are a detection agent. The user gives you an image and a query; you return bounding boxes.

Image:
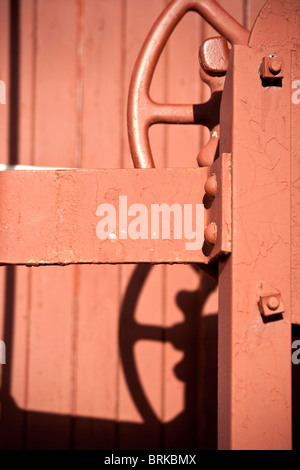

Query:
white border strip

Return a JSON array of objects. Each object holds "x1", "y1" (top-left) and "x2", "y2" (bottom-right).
[{"x1": 0, "y1": 164, "x2": 70, "y2": 171}]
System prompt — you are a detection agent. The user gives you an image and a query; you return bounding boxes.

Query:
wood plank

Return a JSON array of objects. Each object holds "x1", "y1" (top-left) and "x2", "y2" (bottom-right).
[
  {"x1": 0, "y1": 0, "x2": 9, "y2": 166},
  {"x1": 118, "y1": 0, "x2": 166, "y2": 450},
  {"x1": 10, "y1": 0, "x2": 37, "y2": 449},
  {"x1": 0, "y1": 0, "x2": 29, "y2": 449},
  {"x1": 162, "y1": 8, "x2": 204, "y2": 449},
  {"x1": 25, "y1": 0, "x2": 78, "y2": 449},
  {"x1": 0, "y1": 0, "x2": 10, "y2": 421},
  {"x1": 33, "y1": 1, "x2": 77, "y2": 168},
  {"x1": 73, "y1": 0, "x2": 122, "y2": 450}
]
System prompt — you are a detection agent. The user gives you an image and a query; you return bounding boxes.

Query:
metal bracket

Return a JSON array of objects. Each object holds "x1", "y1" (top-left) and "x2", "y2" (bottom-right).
[
  {"x1": 204, "y1": 152, "x2": 232, "y2": 261},
  {"x1": 258, "y1": 292, "x2": 284, "y2": 321}
]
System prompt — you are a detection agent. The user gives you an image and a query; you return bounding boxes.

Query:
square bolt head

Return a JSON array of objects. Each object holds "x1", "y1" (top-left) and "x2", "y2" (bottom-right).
[
  {"x1": 258, "y1": 293, "x2": 284, "y2": 320},
  {"x1": 260, "y1": 56, "x2": 283, "y2": 80}
]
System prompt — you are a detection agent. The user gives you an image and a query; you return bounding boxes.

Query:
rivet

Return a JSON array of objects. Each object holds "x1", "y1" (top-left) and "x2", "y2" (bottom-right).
[
  {"x1": 204, "y1": 222, "x2": 217, "y2": 245},
  {"x1": 204, "y1": 174, "x2": 217, "y2": 198}
]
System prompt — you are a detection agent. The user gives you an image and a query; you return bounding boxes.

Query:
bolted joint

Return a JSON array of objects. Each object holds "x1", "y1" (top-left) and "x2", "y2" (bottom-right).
[
  {"x1": 204, "y1": 173, "x2": 217, "y2": 198},
  {"x1": 258, "y1": 292, "x2": 284, "y2": 321},
  {"x1": 204, "y1": 222, "x2": 217, "y2": 245},
  {"x1": 268, "y1": 58, "x2": 281, "y2": 75},
  {"x1": 260, "y1": 55, "x2": 283, "y2": 81}
]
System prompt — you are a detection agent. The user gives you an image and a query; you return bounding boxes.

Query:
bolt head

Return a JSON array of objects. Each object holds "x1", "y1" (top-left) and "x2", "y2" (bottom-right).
[
  {"x1": 204, "y1": 174, "x2": 217, "y2": 198},
  {"x1": 260, "y1": 56, "x2": 283, "y2": 80},
  {"x1": 269, "y1": 58, "x2": 281, "y2": 75},
  {"x1": 267, "y1": 296, "x2": 280, "y2": 311},
  {"x1": 204, "y1": 222, "x2": 217, "y2": 245}
]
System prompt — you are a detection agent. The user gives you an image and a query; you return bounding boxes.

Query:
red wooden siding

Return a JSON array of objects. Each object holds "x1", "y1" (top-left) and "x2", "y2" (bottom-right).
[{"x1": 0, "y1": 0, "x2": 265, "y2": 449}]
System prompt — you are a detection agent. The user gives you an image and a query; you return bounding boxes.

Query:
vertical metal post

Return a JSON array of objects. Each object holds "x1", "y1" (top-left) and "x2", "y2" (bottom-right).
[{"x1": 218, "y1": 43, "x2": 292, "y2": 449}]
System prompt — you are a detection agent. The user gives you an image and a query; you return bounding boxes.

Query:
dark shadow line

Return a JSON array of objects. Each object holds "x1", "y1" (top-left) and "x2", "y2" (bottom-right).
[
  {"x1": 0, "y1": 0, "x2": 23, "y2": 450},
  {"x1": 1, "y1": 266, "x2": 15, "y2": 399},
  {"x1": 2, "y1": 0, "x2": 20, "y2": 394},
  {"x1": 8, "y1": 0, "x2": 20, "y2": 166},
  {"x1": 119, "y1": 264, "x2": 160, "y2": 426}
]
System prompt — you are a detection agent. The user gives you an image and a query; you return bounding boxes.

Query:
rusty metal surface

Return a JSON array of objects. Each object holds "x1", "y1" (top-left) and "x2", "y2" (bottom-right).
[
  {"x1": 260, "y1": 55, "x2": 283, "y2": 81},
  {"x1": 249, "y1": 0, "x2": 300, "y2": 326},
  {"x1": 127, "y1": 0, "x2": 249, "y2": 169},
  {"x1": 205, "y1": 152, "x2": 231, "y2": 260},
  {"x1": 196, "y1": 38, "x2": 227, "y2": 168},
  {"x1": 292, "y1": 49, "x2": 300, "y2": 325},
  {"x1": 217, "y1": 0, "x2": 295, "y2": 446},
  {"x1": 219, "y1": 45, "x2": 292, "y2": 450},
  {"x1": 199, "y1": 36, "x2": 229, "y2": 75},
  {"x1": 1, "y1": 0, "x2": 296, "y2": 451},
  {"x1": 1, "y1": 0, "x2": 222, "y2": 450},
  {"x1": 0, "y1": 168, "x2": 212, "y2": 265}
]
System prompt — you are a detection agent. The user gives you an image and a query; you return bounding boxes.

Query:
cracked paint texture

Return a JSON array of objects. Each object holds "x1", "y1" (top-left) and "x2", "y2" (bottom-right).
[{"x1": 218, "y1": 0, "x2": 298, "y2": 449}]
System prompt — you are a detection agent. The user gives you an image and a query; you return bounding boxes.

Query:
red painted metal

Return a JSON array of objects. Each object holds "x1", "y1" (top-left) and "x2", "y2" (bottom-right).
[
  {"x1": 0, "y1": 154, "x2": 231, "y2": 265},
  {"x1": 199, "y1": 36, "x2": 229, "y2": 75},
  {"x1": 292, "y1": 50, "x2": 300, "y2": 325},
  {"x1": 258, "y1": 293, "x2": 284, "y2": 320},
  {"x1": 204, "y1": 173, "x2": 217, "y2": 198},
  {"x1": 260, "y1": 55, "x2": 283, "y2": 81},
  {"x1": 217, "y1": 0, "x2": 299, "y2": 449},
  {"x1": 0, "y1": 0, "x2": 298, "y2": 452},
  {"x1": 0, "y1": 168, "x2": 211, "y2": 265},
  {"x1": 127, "y1": 0, "x2": 249, "y2": 169},
  {"x1": 204, "y1": 152, "x2": 231, "y2": 259},
  {"x1": 249, "y1": 0, "x2": 300, "y2": 326},
  {"x1": 196, "y1": 40, "x2": 227, "y2": 168},
  {"x1": 125, "y1": 0, "x2": 299, "y2": 450}
]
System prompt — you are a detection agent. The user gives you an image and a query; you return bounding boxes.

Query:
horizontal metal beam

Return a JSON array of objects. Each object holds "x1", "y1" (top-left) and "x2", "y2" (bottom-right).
[{"x1": 0, "y1": 167, "x2": 219, "y2": 265}]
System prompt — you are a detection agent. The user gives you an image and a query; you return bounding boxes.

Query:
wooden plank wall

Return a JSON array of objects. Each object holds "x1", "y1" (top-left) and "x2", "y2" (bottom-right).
[{"x1": 0, "y1": 0, "x2": 265, "y2": 449}]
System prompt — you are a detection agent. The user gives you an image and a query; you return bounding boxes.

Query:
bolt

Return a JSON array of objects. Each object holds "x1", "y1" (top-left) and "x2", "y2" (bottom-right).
[
  {"x1": 204, "y1": 222, "x2": 217, "y2": 245},
  {"x1": 267, "y1": 296, "x2": 280, "y2": 311},
  {"x1": 204, "y1": 174, "x2": 217, "y2": 198},
  {"x1": 269, "y1": 58, "x2": 281, "y2": 75}
]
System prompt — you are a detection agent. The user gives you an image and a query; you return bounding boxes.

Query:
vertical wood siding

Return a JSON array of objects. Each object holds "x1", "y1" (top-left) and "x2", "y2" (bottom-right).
[{"x1": 0, "y1": 0, "x2": 265, "y2": 449}]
